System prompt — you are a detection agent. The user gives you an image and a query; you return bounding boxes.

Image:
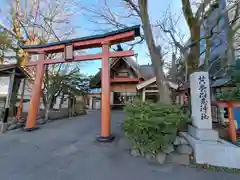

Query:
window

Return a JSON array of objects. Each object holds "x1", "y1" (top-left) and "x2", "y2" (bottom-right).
[
  {"x1": 146, "y1": 87, "x2": 158, "y2": 90},
  {"x1": 224, "y1": 108, "x2": 228, "y2": 118},
  {"x1": 113, "y1": 92, "x2": 137, "y2": 104},
  {"x1": 116, "y1": 72, "x2": 129, "y2": 77},
  {"x1": 145, "y1": 92, "x2": 158, "y2": 103}
]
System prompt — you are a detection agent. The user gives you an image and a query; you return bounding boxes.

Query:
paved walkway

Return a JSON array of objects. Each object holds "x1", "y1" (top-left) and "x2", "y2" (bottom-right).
[{"x1": 0, "y1": 111, "x2": 239, "y2": 180}]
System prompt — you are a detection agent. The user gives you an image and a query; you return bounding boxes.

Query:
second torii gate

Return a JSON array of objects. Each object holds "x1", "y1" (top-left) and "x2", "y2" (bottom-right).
[{"x1": 21, "y1": 25, "x2": 140, "y2": 142}]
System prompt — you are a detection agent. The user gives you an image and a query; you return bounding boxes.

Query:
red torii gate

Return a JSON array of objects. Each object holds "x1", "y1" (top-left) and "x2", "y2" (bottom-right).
[{"x1": 21, "y1": 25, "x2": 140, "y2": 142}]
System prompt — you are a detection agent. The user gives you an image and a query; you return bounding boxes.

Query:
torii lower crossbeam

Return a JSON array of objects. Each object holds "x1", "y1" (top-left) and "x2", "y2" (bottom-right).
[{"x1": 21, "y1": 25, "x2": 140, "y2": 142}]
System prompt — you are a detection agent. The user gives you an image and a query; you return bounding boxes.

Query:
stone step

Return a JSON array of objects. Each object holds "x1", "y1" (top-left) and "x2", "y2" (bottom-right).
[{"x1": 180, "y1": 132, "x2": 240, "y2": 169}]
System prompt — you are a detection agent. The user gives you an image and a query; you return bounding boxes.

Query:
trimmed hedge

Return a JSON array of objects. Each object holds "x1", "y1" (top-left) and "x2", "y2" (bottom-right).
[{"x1": 123, "y1": 99, "x2": 189, "y2": 154}]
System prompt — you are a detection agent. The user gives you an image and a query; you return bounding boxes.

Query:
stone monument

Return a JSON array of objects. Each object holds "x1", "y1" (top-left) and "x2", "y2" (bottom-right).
[
  {"x1": 181, "y1": 71, "x2": 240, "y2": 169},
  {"x1": 189, "y1": 71, "x2": 218, "y2": 141}
]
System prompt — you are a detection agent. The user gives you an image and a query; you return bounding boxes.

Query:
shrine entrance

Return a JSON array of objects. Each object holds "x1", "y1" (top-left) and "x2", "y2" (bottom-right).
[{"x1": 21, "y1": 25, "x2": 140, "y2": 142}]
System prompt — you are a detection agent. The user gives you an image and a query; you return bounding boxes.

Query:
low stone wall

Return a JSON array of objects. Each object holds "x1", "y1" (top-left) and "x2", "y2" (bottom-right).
[
  {"x1": 20, "y1": 108, "x2": 86, "y2": 120},
  {"x1": 6, "y1": 108, "x2": 86, "y2": 131},
  {"x1": 119, "y1": 134, "x2": 193, "y2": 166}
]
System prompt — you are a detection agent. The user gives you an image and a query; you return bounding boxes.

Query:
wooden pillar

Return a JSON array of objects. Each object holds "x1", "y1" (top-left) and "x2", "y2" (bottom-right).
[
  {"x1": 180, "y1": 95, "x2": 184, "y2": 105},
  {"x1": 16, "y1": 78, "x2": 26, "y2": 121},
  {"x1": 227, "y1": 103, "x2": 237, "y2": 143},
  {"x1": 97, "y1": 43, "x2": 114, "y2": 142},
  {"x1": 176, "y1": 96, "x2": 180, "y2": 104},
  {"x1": 110, "y1": 92, "x2": 114, "y2": 105},
  {"x1": 89, "y1": 96, "x2": 93, "y2": 110},
  {"x1": 142, "y1": 88, "x2": 146, "y2": 102},
  {"x1": 25, "y1": 54, "x2": 45, "y2": 131}
]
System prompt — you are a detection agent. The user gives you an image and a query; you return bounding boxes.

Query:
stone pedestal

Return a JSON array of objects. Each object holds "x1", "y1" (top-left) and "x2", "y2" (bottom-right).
[
  {"x1": 181, "y1": 132, "x2": 240, "y2": 168},
  {"x1": 188, "y1": 125, "x2": 219, "y2": 141},
  {"x1": 185, "y1": 72, "x2": 240, "y2": 169}
]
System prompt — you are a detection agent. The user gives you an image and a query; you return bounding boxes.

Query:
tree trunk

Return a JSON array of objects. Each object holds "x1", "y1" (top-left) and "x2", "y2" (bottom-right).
[
  {"x1": 187, "y1": 24, "x2": 200, "y2": 75},
  {"x1": 45, "y1": 94, "x2": 57, "y2": 120},
  {"x1": 42, "y1": 92, "x2": 47, "y2": 109},
  {"x1": 204, "y1": 37, "x2": 211, "y2": 70},
  {"x1": 72, "y1": 97, "x2": 76, "y2": 116},
  {"x1": 50, "y1": 95, "x2": 56, "y2": 109},
  {"x1": 68, "y1": 97, "x2": 72, "y2": 117},
  {"x1": 184, "y1": 61, "x2": 188, "y2": 82},
  {"x1": 44, "y1": 102, "x2": 50, "y2": 121},
  {"x1": 138, "y1": 0, "x2": 172, "y2": 104},
  {"x1": 59, "y1": 93, "x2": 64, "y2": 109},
  {"x1": 226, "y1": 29, "x2": 236, "y2": 70},
  {"x1": 150, "y1": 49, "x2": 172, "y2": 103}
]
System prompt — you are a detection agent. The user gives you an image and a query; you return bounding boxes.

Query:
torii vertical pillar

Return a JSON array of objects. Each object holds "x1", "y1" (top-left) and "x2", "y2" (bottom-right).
[
  {"x1": 24, "y1": 53, "x2": 45, "y2": 131},
  {"x1": 97, "y1": 43, "x2": 115, "y2": 142}
]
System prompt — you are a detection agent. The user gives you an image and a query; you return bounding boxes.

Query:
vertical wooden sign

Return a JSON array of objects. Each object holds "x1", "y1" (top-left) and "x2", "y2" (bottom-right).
[{"x1": 65, "y1": 44, "x2": 73, "y2": 60}]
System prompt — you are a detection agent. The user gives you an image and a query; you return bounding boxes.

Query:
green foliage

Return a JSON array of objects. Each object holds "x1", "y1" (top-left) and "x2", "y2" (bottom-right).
[
  {"x1": 216, "y1": 65, "x2": 240, "y2": 101},
  {"x1": 123, "y1": 99, "x2": 189, "y2": 154},
  {"x1": 216, "y1": 87, "x2": 240, "y2": 101},
  {"x1": 0, "y1": 30, "x2": 12, "y2": 50},
  {"x1": 0, "y1": 30, "x2": 12, "y2": 64},
  {"x1": 43, "y1": 63, "x2": 89, "y2": 108},
  {"x1": 229, "y1": 63, "x2": 240, "y2": 85}
]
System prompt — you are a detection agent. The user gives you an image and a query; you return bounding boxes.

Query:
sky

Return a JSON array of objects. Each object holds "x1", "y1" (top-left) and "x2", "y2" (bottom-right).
[
  {"x1": 0, "y1": 0, "x2": 190, "y2": 76},
  {"x1": 74, "y1": 0, "x2": 189, "y2": 75}
]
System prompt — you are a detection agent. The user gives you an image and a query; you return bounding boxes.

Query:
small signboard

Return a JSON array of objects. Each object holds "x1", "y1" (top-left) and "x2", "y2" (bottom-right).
[{"x1": 65, "y1": 44, "x2": 73, "y2": 60}]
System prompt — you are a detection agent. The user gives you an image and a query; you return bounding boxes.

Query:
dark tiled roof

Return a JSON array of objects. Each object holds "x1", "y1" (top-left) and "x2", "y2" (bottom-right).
[
  {"x1": 124, "y1": 57, "x2": 139, "y2": 73},
  {"x1": 139, "y1": 65, "x2": 154, "y2": 80},
  {"x1": 211, "y1": 77, "x2": 232, "y2": 87},
  {"x1": 0, "y1": 64, "x2": 16, "y2": 71},
  {"x1": 122, "y1": 57, "x2": 154, "y2": 79}
]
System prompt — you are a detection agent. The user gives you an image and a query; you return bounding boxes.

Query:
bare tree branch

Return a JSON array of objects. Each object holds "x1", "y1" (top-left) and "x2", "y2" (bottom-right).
[{"x1": 123, "y1": 0, "x2": 141, "y2": 17}]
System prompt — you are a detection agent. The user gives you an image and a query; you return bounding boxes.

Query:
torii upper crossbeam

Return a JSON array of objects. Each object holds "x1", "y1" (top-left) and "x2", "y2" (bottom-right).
[{"x1": 21, "y1": 25, "x2": 140, "y2": 142}]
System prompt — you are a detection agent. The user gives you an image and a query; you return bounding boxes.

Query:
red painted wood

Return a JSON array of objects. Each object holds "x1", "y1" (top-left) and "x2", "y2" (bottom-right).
[
  {"x1": 109, "y1": 50, "x2": 134, "y2": 58},
  {"x1": 25, "y1": 54, "x2": 45, "y2": 129},
  {"x1": 24, "y1": 31, "x2": 135, "y2": 53},
  {"x1": 213, "y1": 101, "x2": 240, "y2": 108},
  {"x1": 24, "y1": 28, "x2": 138, "y2": 138},
  {"x1": 111, "y1": 77, "x2": 140, "y2": 82},
  {"x1": 213, "y1": 101, "x2": 237, "y2": 143},
  {"x1": 26, "y1": 50, "x2": 134, "y2": 66},
  {"x1": 101, "y1": 43, "x2": 111, "y2": 137},
  {"x1": 227, "y1": 103, "x2": 237, "y2": 143},
  {"x1": 24, "y1": 45, "x2": 65, "y2": 53}
]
